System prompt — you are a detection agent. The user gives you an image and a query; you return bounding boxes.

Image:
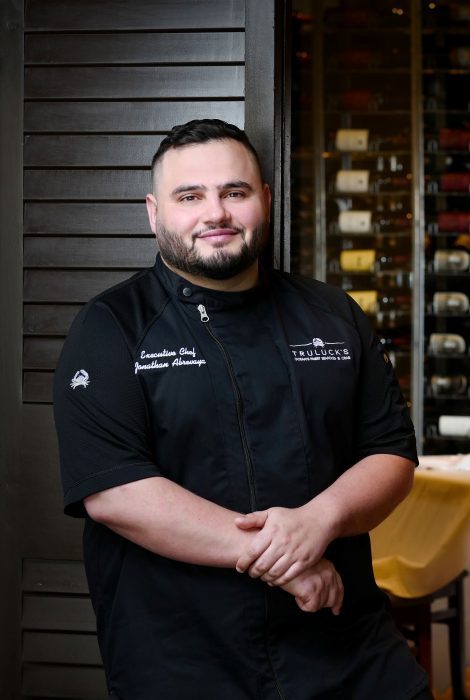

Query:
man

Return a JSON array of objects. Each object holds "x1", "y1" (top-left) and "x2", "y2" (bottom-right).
[{"x1": 54, "y1": 119, "x2": 432, "y2": 699}]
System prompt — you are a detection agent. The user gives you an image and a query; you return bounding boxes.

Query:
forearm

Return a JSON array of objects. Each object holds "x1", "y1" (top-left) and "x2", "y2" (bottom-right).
[
  {"x1": 84, "y1": 476, "x2": 257, "y2": 568},
  {"x1": 302, "y1": 453, "x2": 415, "y2": 544}
]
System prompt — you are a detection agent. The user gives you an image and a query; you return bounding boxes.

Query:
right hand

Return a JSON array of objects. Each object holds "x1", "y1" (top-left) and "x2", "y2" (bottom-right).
[{"x1": 279, "y1": 558, "x2": 344, "y2": 615}]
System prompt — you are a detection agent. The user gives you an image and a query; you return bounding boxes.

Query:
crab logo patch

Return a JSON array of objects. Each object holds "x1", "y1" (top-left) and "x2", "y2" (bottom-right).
[{"x1": 70, "y1": 369, "x2": 90, "y2": 389}]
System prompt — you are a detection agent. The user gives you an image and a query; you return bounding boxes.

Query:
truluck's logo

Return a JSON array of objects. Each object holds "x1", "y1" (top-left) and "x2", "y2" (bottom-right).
[
  {"x1": 289, "y1": 337, "x2": 351, "y2": 362},
  {"x1": 70, "y1": 369, "x2": 90, "y2": 389}
]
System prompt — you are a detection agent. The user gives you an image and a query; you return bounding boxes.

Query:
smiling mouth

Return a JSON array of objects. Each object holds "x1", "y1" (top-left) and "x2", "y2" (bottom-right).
[{"x1": 197, "y1": 228, "x2": 240, "y2": 239}]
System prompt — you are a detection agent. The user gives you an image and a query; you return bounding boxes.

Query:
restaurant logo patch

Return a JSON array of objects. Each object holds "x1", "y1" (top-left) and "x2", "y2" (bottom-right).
[{"x1": 289, "y1": 337, "x2": 351, "y2": 362}]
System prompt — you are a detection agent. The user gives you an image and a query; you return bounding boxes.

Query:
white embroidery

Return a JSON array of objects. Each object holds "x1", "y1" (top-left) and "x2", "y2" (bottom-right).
[
  {"x1": 289, "y1": 337, "x2": 351, "y2": 362},
  {"x1": 70, "y1": 369, "x2": 90, "y2": 389}
]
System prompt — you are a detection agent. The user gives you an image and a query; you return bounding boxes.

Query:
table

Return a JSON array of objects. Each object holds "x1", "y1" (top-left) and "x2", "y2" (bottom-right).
[{"x1": 371, "y1": 456, "x2": 470, "y2": 599}]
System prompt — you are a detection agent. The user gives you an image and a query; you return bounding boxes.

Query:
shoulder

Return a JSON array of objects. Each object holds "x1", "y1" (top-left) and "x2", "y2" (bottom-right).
[
  {"x1": 269, "y1": 268, "x2": 361, "y2": 325},
  {"x1": 70, "y1": 262, "x2": 170, "y2": 352}
]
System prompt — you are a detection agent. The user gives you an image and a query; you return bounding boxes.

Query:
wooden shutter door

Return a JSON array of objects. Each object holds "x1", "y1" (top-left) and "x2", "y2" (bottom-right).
[{"x1": 0, "y1": 0, "x2": 281, "y2": 697}]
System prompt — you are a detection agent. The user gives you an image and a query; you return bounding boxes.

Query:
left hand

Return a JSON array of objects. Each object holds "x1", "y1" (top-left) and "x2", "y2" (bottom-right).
[{"x1": 234, "y1": 505, "x2": 331, "y2": 585}]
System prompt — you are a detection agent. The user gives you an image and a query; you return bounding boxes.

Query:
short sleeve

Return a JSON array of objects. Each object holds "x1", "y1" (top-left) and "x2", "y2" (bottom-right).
[
  {"x1": 54, "y1": 302, "x2": 161, "y2": 517},
  {"x1": 348, "y1": 299, "x2": 418, "y2": 465}
]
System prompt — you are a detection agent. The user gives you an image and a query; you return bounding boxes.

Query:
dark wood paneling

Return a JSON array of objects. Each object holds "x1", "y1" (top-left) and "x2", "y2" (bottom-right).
[
  {"x1": 24, "y1": 169, "x2": 150, "y2": 201},
  {"x1": 25, "y1": 0, "x2": 244, "y2": 31},
  {"x1": 24, "y1": 304, "x2": 82, "y2": 335},
  {"x1": 25, "y1": 32, "x2": 244, "y2": 64},
  {"x1": 22, "y1": 664, "x2": 107, "y2": 699},
  {"x1": 22, "y1": 595, "x2": 96, "y2": 632},
  {"x1": 23, "y1": 559, "x2": 89, "y2": 594},
  {"x1": 23, "y1": 372, "x2": 54, "y2": 404},
  {"x1": 24, "y1": 99, "x2": 244, "y2": 133},
  {"x1": 25, "y1": 65, "x2": 244, "y2": 99},
  {"x1": 23, "y1": 632, "x2": 101, "y2": 666},
  {"x1": 24, "y1": 135, "x2": 163, "y2": 167},
  {"x1": 24, "y1": 269, "x2": 134, "y2": 303},
  {"x1": 24, "y1": 237, "x2": 157, "y2": 268},
  {"x1": 25, "y1": 203, "x2": 150, "y2": 234},
  {"x1": 23, "y1": 338, "x2": 63, "y2": 370}
]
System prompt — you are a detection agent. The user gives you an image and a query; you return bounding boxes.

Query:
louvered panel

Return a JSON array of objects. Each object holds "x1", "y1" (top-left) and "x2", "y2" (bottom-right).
[
  {"x1": 23, "y1": 559, "x2": 89, "y2": 594},
  {"x1": 24, "y1": 169, "x2": 150, "y2": 201},
  {"x1": 23, "y1": 632, "x2": 102, "y2": 665},
  {"x1": 24, "y1": 270, "x2": 134, "y2": 303},
  {"x1": 25, "y1": 0, "x2": 245, "y2": 31},
  {"x1": 23, "y1": 595, "x2": 96, "y2": 632},
  {"x1": 24, "y1": 135, "x2": 163, "y2": 167},
  {"x1": 25, "y1": 203, "x2": 149, "y2": 234},
  {"x1": 22, "y1": 665, "x2": 107, "y2": 699},
  {"x1": 24, "y1": 237, "x2": 156, "y2": 268},
  {"x1": 23, "y1": 372, "x2": 54, "y2": 403},
  {"x1": 24, "y1": 338, "x2": 64, "y2": 370},
  {"x1": 25, "y1": 65, "x2": 244, "y2": 99},
  {"x1": 25, "y1": 31, "x2": 244, "y2": 65},
  {"x1": 24, "y1": 304, "x2": 83, "y2": 335},
  {"x1": 24, "y1": 99, "x2": 244, "y2": 133}
]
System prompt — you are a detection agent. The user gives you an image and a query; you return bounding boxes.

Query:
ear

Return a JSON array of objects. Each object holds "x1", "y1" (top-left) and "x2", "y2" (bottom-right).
[
  {"x1": 263, "y1": 184, "x2": 272, "y2": 222},
  {"x1": 145, "y1": 193, "x2": 158, "y2": 235}
]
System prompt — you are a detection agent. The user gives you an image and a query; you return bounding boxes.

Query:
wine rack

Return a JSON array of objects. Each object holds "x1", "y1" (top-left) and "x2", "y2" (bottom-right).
[
  {"x1": 289, "y1": 0, "x2": 470, "y2": 454},
  {"x1": 422, "y1": 0, "x2": 470, "y2": 454}
]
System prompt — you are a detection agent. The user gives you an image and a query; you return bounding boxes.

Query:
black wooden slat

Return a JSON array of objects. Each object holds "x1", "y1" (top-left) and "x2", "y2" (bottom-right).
[
  {"x1": 22, "y1": 595, "x2": 96, "y2": 632},
  {"x1": 24, "y1": 237, "x2": 157, "y2": 268},
  {"x1": 24, "y1": 99, "x2": 244, "y2": 133},
  {"x1": 24, "y1": 134, "x2": 163, "y2": 167},
  {"x1": 23, "y1": 559, "x2": 89, "y2": 594},
  {"x1": 24, "y1": 169, "x2": 150, "y2": 201},
  {"x1": 23, "y1": 372, "x2": 54, "y2": 403},
  {"x1": 24, "y1": 304, "x2": 82, "y2": 335},
  {"x1": 25, "y1": 203, "x2": 150, "y2": 234},
  {"x1": 24, "y1": 269, "x2": 134, "y2": 302},
  {"x1": 25, "y1": 66, "x2": 244, "y2": 99},
  {"x1": 25, "y1": 32, "x2": 244, "y2": 64},
  {"x1": 22, "y1": 664, "x2": 107, "y2": 699},
  {"x1": 24, "y1": 338, "x2": 64, "y2": 370},
  {"x1": 25, "y1": 0, "x2": 244, "y2": 31},
  {"x1": 23, "y1": 631, "x2": 102, "y2": 666}
]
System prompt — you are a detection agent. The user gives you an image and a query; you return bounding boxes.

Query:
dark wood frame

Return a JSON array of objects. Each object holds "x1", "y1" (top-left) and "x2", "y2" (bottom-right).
[{"x1": 0, "y1": 0, "x2": 24, "y2": 697}]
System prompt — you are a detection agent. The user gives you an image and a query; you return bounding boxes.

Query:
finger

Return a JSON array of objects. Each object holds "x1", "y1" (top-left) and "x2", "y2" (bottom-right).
[
  {"x1": 247, "y1": 544, "x2": 286, "y2": 579},
  {"x1": 331, "y1": 572, "x2": 344, "y2": 615},
  {"x1": 260, "y1": 553, "x2": 292, "y2": 583},
  {"x1": 268, "y1": 560, "x2": 307, "y2": 586},
  {"x1": 234, "y1": 511, "x2": 268, "y2": 530},
  {"x1": 235, "y1": 534, "x2": 272, "y2": 573}
]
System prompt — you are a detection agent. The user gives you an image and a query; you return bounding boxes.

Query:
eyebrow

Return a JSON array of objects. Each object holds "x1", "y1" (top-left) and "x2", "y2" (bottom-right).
[{"x1": 171, "y1": 180, "x2": 254, "y2": 197}]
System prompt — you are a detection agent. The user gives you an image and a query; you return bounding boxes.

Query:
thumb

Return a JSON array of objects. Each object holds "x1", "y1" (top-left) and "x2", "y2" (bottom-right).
[{"x1": 234, "y1": 510, "x2": 268, "y2": 530}]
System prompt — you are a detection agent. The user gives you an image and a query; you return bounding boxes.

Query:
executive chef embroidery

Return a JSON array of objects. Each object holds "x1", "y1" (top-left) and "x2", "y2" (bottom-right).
[{"x1": 135, "y1": 347, "x2": 206, "y2": 374}]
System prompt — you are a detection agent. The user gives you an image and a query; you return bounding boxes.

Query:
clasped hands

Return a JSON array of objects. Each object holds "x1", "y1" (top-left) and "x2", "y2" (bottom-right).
[{"x1": 234, "y1": 505, "x2": 343, "y2": 615}]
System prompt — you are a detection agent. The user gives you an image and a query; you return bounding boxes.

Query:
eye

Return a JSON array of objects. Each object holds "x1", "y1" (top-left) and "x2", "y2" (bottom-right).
[
  {"x1": 225, "y1": 190, "x2": 245, "y2": 199},
  {"x1": 179, "y1": 194, "x2": 199, "y2": 202}
]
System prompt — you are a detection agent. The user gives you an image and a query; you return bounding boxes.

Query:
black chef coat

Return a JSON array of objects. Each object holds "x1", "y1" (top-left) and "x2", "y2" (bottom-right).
[{"x1": 54, "y1": 254, "x2": 428, "y2": 699}]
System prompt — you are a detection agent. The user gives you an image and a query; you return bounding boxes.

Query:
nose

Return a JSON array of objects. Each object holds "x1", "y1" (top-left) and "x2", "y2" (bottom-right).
[{"x1": 203, "y1": 194, "x2": 230, "y2": 225}]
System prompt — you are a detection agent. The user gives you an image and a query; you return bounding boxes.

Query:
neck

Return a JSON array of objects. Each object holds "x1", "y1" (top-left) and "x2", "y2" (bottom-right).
[{"x1": 161, "y1": 257, "x2": 260, "y2": 292}]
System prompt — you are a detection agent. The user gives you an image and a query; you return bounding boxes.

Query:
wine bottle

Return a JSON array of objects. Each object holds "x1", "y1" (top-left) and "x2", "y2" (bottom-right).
[
  {"x1": 379, "y1": 333, "x2": 411, "y2": 352},
  {"x1": 428, "y1": 333, "x2": 466, "y2": 355},
  {"x1": 335, "y1": 129, "x2": 369, "y2": 152},
  {"x1": 338, "y1": 210, "x2": 412, "y2": 234},
  {"x1": 430, "y1": 374, "x2": 468, "y2": 397},
  {"x1": 335, "y1": 170, "x2": 411, "y2": 193},
  {"x1": 347, "y1": 289, "x2": 411, "y2": 314},
  {"x1": 432, "y1": 292, "x2": 470, "y2": 315},
  {"x1": 439, "y1": 173, "x2": 470, "y2": 192},
  {"x1": 438, "y1": 415, "x2": 470, "y2": 438},
  {"x1": 437, "y1": 212, "x2": 470, "y2": 232},
  {"x1": 433, "y1": 250, "x2": 470, "y2": 272},
  {"x1": 339, "y1": 249, "x2": 375, "y2": 272},
  {"x1": 449, "y1": 47, "x2": 470, "y2": 68},
  {"x1": 377, "y1": 252, "x2": 410, "y2": 271},
  {"x1": 438, "y1": 128, "x2": 470, "y2": 151}
]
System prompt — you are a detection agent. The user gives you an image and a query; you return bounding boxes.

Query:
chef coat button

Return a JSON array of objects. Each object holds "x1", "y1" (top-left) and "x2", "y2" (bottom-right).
[{"x1": 182, "y1": 287, "x2": 192, "y2": 297}]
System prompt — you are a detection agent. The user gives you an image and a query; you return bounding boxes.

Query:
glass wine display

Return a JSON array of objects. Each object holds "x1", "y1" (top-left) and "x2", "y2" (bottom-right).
[{"x1": 290, "y1": 0, "x2": 470, "y2": 453}]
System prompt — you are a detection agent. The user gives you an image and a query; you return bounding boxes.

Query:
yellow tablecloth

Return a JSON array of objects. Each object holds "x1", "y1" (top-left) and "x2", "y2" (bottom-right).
[{"x1": 371, "y1": 459, "x2": 470, "y2": 598}]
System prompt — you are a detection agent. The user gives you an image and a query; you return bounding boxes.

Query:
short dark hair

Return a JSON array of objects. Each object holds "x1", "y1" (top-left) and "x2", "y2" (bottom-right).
[{"x1": 150, "y1": 118, "x2": 263, "y2": 186}]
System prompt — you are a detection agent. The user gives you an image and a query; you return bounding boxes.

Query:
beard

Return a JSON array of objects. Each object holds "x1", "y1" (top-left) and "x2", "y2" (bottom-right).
[{"x1": 155, "y1": 222, "x2": 269, "y2": 280}]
